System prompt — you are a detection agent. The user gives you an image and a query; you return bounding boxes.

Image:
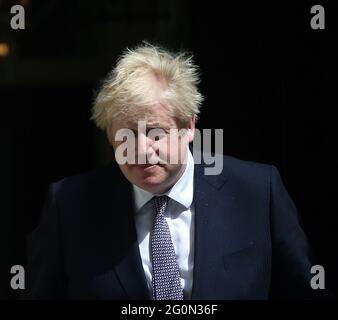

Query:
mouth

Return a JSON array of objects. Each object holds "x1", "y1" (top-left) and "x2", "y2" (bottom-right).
[{"x1": 132, "y1": 163, "x2": 160, "y2": 171}]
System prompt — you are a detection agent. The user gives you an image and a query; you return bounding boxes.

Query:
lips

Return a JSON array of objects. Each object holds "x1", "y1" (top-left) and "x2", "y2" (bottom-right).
[
  {"x1": 136, "y1": 164, "x2": 158, "y2": 168},
  {"x1": 132, "y1": 163, "x2": 161, "y2": 170}
]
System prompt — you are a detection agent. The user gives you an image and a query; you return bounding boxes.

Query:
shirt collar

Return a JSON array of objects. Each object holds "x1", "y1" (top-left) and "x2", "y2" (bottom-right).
[{"x1": 132, "y1": 147, "x2": 194, "y2": 212}]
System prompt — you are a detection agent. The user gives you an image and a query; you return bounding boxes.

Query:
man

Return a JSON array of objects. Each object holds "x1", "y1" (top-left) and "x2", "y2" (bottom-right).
[{"x1": 24, "y1": 43, "x2": 327, "y2": 299}]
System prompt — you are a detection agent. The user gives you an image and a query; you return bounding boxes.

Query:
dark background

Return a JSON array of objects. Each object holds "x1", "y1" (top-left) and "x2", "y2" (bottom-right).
[{"x1": 1, "y1": 0, "x2": 337, "y2": 299}]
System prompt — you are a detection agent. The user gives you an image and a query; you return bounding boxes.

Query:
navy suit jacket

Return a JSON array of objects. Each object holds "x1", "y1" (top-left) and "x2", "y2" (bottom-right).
[{"x1": 23, "y1": 154, "x2": 327, "y2": 299}]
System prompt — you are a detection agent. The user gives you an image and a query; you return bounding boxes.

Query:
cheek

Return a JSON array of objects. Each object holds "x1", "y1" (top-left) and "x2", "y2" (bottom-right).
[
  {"x1": 156, "y1": 162, "x2": 178, "y2": 180},
  {"x1": 118, "y1": 164, "x2": 131, "y2": 178},
  {"x1": 159, "y1": 135, "x2": 183, "y2": 154}
]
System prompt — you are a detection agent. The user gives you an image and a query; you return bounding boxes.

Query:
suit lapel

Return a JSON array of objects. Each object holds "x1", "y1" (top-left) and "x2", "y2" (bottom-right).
[
  {"x1": 190, "y1": 160, "x2": 236, "y2": 299},
  {"x1": 101, "y1": 164, "x2": 150, "y2": 299},
  {"x1": 114, "y1": 239, "x2": 151, "y2": 299}
]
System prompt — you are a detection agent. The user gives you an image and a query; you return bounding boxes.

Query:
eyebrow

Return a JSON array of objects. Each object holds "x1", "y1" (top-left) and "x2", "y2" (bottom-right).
[
  {"x1": 145, "y1": 122, "x2": 161, "y2": 127},
  {"x1": 128, "y1": 122, "x2": 169, "y2": 129},
  {"x1": 129, "y1": 127, "x2": 169, "y2": 134}
]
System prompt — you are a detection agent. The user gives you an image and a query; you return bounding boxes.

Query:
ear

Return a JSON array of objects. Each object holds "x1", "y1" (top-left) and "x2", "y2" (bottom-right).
[{"x1": 186, "y1": 116, "x2": 196, "y2": 143}]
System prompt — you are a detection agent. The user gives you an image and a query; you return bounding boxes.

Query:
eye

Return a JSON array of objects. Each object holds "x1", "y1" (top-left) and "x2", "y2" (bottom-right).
[{"x1": 147, "y1": 128, "x2": 167, "y2": 141}]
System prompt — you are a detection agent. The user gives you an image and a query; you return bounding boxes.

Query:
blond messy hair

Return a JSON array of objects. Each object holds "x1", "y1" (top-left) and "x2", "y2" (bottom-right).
[{"x1": 91, "y1": 42, "x2": 203, "y2": 137}]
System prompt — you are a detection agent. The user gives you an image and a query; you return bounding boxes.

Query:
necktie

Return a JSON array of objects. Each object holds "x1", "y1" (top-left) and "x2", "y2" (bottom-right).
[{"x1": 151, "y1": 195, "x2": 184, "y2": 300}]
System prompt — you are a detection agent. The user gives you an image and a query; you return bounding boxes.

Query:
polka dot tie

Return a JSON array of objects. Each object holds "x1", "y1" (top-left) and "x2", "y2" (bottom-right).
[{"x1": 151, "y1": 195, "x2": 184, "y2": 300}]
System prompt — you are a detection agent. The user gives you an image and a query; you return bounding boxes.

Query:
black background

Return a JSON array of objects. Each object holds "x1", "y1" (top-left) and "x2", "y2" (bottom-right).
[{"x1": 0, "y1": 0, "x2": 337, "y2": 299}]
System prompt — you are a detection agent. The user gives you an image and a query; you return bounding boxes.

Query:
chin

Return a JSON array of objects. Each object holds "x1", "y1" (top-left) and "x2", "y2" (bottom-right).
[
  {"x1": 133, "y1": 174, "x2": 168, "y2": 193},
  {"x1": 124, "y1": 165, "x2": 169, "y2": 192},
  {"x1": 141, "y1": 176, "x2": 165, "y2": 188}
]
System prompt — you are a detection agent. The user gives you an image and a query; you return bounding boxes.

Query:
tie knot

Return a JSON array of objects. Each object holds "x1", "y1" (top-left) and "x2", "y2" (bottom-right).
[{"x1": 152, "y1": 195, "x2": 169, "y2": 215}]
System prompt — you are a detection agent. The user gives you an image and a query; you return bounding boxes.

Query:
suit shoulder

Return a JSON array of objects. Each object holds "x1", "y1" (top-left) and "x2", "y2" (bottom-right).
[
  {"x1": 195, "y1": 151, "x2": 276, "y2": 190},
  {"x1": 223, "y1": 154, "x2": 273, "y2": 173},
  {"x1": 50, "y1": 162, "x2": 121, "y2": 198},
  {"x1": 221, "y1": 154, "x2": 274, "y2": 186}
]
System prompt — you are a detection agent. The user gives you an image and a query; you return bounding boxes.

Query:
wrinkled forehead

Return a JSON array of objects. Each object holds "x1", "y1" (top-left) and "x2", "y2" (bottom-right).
[{"x1": 114, "y1": 103, "x2": 178, "y2": 130}]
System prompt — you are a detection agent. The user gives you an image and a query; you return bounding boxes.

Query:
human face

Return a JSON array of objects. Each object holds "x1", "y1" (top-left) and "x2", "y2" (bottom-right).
[{"x1": 110, "y1": 103, "x2": 195, "y2": 194}]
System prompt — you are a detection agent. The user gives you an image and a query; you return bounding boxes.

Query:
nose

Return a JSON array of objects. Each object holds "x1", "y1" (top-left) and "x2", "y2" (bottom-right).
[{"x1": 136, "y1": 133, "x2": 156, "y2": 164}]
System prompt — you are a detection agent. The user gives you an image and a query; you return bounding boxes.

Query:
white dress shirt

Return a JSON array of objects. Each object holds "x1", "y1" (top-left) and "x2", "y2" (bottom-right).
[{"x1": 132, "y1": 148, "x2": 195, "y2": 299}]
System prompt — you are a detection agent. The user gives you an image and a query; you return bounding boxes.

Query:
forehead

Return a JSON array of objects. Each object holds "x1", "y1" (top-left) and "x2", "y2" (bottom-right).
[{"x1": 117, "y1": 103, "x2": 177, "y2": 129}]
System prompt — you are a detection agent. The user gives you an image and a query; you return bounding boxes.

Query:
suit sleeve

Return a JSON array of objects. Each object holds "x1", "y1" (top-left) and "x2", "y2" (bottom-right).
[
  {"x1": 268, "y1": 165, "x2": 332, "y2": 299},
  {"x1": 22, "y1": 182, "x2": 67, "y2": 299}
]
